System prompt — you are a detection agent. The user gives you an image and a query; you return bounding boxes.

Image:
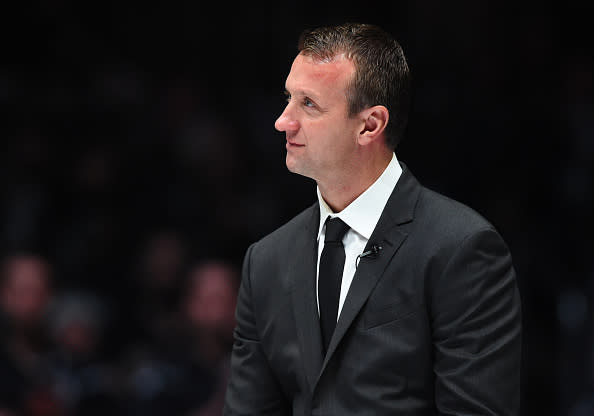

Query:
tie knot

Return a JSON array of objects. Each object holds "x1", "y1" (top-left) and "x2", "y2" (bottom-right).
[{"x1": 324, "y1": 217, "x2": 350, "y2": 243}]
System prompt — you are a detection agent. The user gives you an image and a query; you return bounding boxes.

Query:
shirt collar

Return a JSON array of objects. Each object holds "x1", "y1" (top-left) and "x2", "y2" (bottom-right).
[{"x1": 317, "y1": 152, "x2": 403, "y2": 241}]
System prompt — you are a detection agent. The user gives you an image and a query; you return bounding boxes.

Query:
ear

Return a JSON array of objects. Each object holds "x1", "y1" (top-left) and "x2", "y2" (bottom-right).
[{"x1": 358, "y1": 105, "x2": 389, "y2": 146}]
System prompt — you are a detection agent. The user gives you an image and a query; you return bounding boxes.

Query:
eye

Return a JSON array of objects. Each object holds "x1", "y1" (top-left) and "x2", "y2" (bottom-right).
[{"x1": 303, "y1": 97, "x2": 315, "y2": 108}]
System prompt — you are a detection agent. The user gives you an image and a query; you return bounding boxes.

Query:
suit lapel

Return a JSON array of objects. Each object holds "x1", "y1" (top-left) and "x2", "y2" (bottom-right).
[
  {"x1": 290, "y1": 204, "x2": 324, "y2": 391},
  {"x1": 316, "y1": 164, "x2": 421, "y2": 380}
]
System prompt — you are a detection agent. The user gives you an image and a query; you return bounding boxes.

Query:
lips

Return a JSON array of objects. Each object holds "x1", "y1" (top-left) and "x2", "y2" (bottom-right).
[{"x1": 286, "y1": 140, "x2": 304, "y2": 147}]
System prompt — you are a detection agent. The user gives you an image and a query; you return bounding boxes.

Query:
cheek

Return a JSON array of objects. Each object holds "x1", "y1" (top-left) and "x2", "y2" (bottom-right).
[
  {"x1": 325, "y1": 117, "x2": 358, "y2": 147},
  {"x1": 301, "y1": 114, "x2": 358, "y2": 154}
]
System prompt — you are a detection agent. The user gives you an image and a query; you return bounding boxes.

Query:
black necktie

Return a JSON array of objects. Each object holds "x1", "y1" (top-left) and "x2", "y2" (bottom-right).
[{"x1": 319, "y1": 216, "x2": 350, "y2": 353}]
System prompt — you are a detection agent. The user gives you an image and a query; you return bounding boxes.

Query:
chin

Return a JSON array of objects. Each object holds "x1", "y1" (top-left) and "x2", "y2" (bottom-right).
[
  {"x1": 285, "y1": 156, "x2": 298, "y2": 173},
  {"x1": 286, "y1": 156, "x2": 315, "y2": 179}
]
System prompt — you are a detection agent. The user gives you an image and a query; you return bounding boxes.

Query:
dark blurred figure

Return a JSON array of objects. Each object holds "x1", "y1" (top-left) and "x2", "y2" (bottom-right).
[
  {"x1": 45, "y1": 291, "x2": 122, "y2": 416},
  {"x1": 119, "y1": 257, "x2": 239, "y2": 416},
  {"x1": 126, "y1": 229, "x2": 189, "y2": 350},
  {"x1": 117, "y1": 235, "x2": 217, "y2": 416},
  {"x1": 179, "y1": 260, "x2": 239, "y2": 416},
  {"x1": 0, "y1": 253, "x2": 62, "y2": 416}
]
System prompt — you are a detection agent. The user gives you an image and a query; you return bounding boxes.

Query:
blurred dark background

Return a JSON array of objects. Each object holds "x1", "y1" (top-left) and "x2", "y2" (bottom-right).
[{"x1": 1, "y1": 1, "x2": 592, "y2": 415}]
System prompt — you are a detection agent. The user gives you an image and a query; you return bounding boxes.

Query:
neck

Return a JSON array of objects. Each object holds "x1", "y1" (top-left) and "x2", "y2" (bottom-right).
[{"x1": 318, "y1": 149, "x2": 393, "y2": 212}]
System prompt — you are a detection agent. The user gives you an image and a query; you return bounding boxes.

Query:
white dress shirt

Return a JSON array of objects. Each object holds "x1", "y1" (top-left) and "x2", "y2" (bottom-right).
[{"x1": 316, "y1": 152, "x2": 403, "y2": 320}]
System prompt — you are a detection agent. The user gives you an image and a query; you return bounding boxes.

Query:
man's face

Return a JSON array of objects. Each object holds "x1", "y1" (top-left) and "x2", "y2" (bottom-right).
[{"x1": 275, "y1": 53, "x2": 362, "y2": 183}]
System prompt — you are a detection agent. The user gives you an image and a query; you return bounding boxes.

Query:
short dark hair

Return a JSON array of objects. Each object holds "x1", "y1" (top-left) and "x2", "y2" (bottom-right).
[{"x1": 298, "y1": 23, "x2": 411, "y2": 149}]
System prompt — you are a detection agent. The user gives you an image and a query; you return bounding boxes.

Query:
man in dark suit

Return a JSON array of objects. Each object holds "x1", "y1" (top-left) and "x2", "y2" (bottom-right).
[{"x1": 224, "y1": 23, "x2": 521, "y2": 415}]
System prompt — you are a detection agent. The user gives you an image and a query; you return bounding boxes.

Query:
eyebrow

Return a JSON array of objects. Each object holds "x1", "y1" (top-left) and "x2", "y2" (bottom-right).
[{"x1": 284, "y1": 88, "x2": 320, "y2": 101}]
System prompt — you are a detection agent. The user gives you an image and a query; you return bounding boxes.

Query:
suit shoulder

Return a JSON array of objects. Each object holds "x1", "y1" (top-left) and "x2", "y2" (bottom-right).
[{"x1": 416, "y1": 186, "x2": 499, "y2": 239}]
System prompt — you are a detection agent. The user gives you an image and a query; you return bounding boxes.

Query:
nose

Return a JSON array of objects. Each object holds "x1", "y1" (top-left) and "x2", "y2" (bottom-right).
[{"x1": 275, "y1": 105, "x2": 299, "y2": 132}]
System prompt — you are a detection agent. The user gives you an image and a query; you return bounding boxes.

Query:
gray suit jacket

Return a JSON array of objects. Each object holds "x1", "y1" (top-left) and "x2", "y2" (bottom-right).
[{"x1": 224, "y1": 165, "x2": 522, "y2": 415}]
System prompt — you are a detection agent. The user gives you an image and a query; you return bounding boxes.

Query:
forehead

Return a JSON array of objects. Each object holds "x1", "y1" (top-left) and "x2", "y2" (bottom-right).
[{"x1": 285, "y1": 53, "x2": 355, "y2": 98}]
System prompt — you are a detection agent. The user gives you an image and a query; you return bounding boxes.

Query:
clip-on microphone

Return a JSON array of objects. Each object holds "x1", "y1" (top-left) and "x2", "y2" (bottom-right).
[{"x1": 355, "y1": 244, "x2": 382, "y2": 268}]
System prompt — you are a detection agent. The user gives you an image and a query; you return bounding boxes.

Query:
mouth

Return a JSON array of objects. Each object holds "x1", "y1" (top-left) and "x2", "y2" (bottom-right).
[{"x1": 286, "y1": 140, "x2": 305, "y2": 148}]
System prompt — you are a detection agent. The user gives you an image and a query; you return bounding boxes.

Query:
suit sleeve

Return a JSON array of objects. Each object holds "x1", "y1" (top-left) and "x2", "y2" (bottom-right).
[
  {"x1": 430, "y1": 228, "x2": 522, "y2": 415},
  {"x1": 223, "y1": 243, "x2": 290, "y2": 416}
]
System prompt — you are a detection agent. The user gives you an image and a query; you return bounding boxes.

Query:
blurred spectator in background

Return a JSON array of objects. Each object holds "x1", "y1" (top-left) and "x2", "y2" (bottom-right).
[
  {"x1": 123, "y1": 258, "x2": 239, "y2": 416},
  {"x1": 117, "y1": 253, "x2": 238, "y2": 415},
  {"x1": 46, "y1": 290, "x2": 120, "y2": 416},
  {"x1": 116, "y1": 229, "x2": 198, "y2": 415},
  {"x1": 126, "y1": 228, "x2": 189, "y2": 351},
  {"x1": 180, "y1": 260, "x2": 239, "y2": 416},
  {"x1": 0, "y1": 253, "x2": 62, "y2": 415}
]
